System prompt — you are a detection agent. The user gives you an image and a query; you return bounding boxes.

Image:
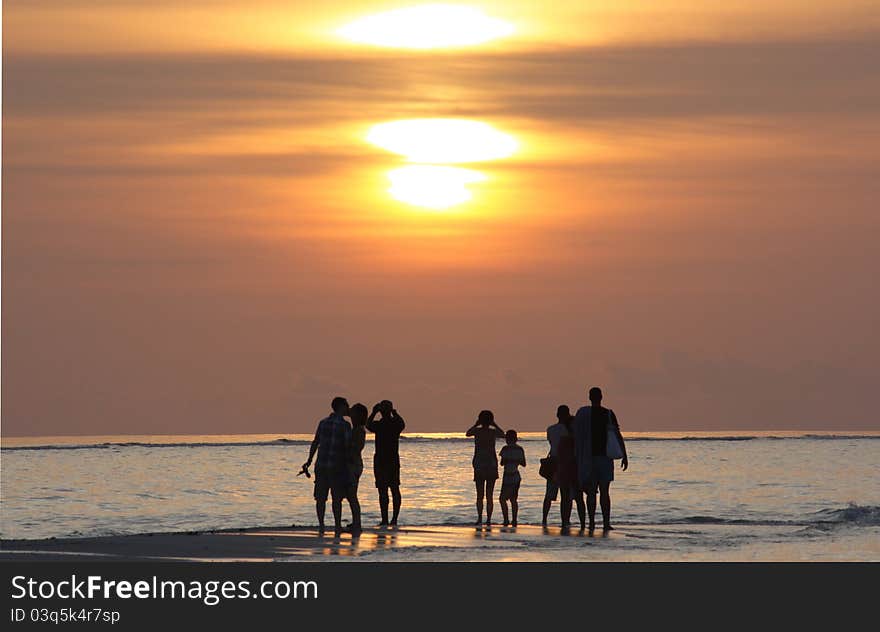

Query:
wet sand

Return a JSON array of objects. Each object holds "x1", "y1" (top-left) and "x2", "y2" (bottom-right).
[
  {"x1": 3, "y1": 524, "x2": 528, "y2": 562},
  {"x1": 4, "y1": 522, "x2": 871, "y2": 561}
]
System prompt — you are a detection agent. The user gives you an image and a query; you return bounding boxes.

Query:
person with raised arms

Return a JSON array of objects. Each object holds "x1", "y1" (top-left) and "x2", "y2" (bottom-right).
[
  {"x1": 366, "y1": 400, "x2": 406, "y2": 526},
  {"x1": 466, "y1": 410, "x2": 505, "y2": 525}
]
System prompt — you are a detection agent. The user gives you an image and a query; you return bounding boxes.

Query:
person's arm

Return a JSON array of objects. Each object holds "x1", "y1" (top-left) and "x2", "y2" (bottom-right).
[
  {"x1": 491, "y1": 420, "x2": 505, "y2": 438},
  {"x1": 354, "y1": 427, "x2": 366, "y2": 453},
  {"x1": 303, "y1": 428, "x2": 320, "y2": 468},
  {"x1": 520, "y1": 447, "x2": 527, "y2": 467},
  {"x1": 465, "y1": 424, "x2": 480, "y2": 437},
  {"x1": 611, "y1": 410, "x2": 628, "y2": 471},
  {"x1": 392, "y1": 410, "x2": 406, "y2": 433},
  {"x1": 366, "y1": 406, "x2": 380, "y2": 433}
]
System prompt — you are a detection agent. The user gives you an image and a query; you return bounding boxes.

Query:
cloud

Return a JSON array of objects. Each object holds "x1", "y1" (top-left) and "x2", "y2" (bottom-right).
[{"x1": 6, "y1": 35, "x2": 879, "y2": 122}]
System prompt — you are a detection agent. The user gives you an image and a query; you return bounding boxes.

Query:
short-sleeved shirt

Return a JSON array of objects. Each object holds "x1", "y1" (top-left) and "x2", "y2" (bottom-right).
[
  {"x1": 367, "y1": 413, "x2": 405, "y2": 466},
  {"x1": 500, "y1": 444, "x2": 526, "y2": 474},
  {"x1": 591, "y1": 407, "x2": 619, "y2": 456},
  {"x1": 591, "y1": 408, "x2": 609, "y2": 456},
  {"x1": 546, "y1": 423, "x2": 570, "y2": 457},
  {"x1": 314, "y1": 413, "x2": 352, "y2": 473}
]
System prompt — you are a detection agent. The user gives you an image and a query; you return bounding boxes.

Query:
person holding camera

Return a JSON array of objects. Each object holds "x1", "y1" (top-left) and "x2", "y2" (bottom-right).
[
  {"x1": 302, "y1": 396, "x2": 353, "y2": 534},
  {"x1": 366, "y1": 400, "x2": 406, "y2": 526}
]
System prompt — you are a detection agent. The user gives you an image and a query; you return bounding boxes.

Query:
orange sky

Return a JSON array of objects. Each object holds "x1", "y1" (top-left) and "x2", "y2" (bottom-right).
[{"x1": 3, "y1": 1, "x2": 879, "y2": 435}]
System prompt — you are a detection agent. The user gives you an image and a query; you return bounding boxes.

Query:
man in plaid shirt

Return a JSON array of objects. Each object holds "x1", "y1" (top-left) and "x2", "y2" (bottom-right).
[{"x1": 303, "y1": 397, "x2": 353, "y2": 533}]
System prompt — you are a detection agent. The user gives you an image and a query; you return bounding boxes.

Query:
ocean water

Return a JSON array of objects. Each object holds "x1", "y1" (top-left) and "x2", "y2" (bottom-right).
[{"x1": 2, "y1": 432, "x2": 878, "y2": 560}]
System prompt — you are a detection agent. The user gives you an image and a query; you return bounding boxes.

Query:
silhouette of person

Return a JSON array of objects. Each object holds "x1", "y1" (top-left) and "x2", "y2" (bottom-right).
[
  {"x1": 499, "y1": 429, "x2": 526, "y2": 526},
  {"x1": 543, "y1": 405, "x2": 586, "y2": 528},
  {"x1": 466, "y1": 410, "x2": 504, "y2": 525},
  {"x1": 302, "y1": 397, "x2": 353, "y2": 534},
  {"x1": 345, "y1": 403, "x2": 369, "y2": 532},
  {"x1": 574, "y1": 387, "x2": 628, "y2": 531},
  {"x1": 366, "y1": 400, "x2": 405, "y2": 526}
]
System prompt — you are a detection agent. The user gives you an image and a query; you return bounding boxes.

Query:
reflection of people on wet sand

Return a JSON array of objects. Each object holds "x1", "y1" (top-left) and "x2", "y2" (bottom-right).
[
  {"x1": 499, "y1": 429, "x2": 526, "y2": 527},
  {"x1": 367, "y1": 400, "x2": 405, "y2": 526},
  {"x1": 302, "y1": 397, "x2": 353, "y2": 534},
  {"x1": 574, "y1": 387, "x2": 629, "y2": 532},
  {"x1": 466, "y1": 410, "x2": 505, "y2": 525}
]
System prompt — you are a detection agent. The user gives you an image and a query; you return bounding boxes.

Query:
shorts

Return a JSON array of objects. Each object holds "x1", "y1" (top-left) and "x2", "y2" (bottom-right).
[
  {"x1": 544, "y1": 480, "x2": 582, "y2": 500},
  {"x1": 499, "y1": 480, "x2": 521, "y2": 501},
  {"x1": 499, "y1": 469, "x2": 520, "y2": 500},
  {"x1": 473, "y1": 466, "x2": 498, "y2": 482},
  {"x1": 473, "y1": 453, "x2": 499, "y2": 482},
  {"x1": 313, "y1": 468, "x2": 350, "y2": 502},
  {"x1": 374, "y1": 460, "x2": 400, "y2": 489},
  {"x1": 587, "y1": 456, "x2": 615, "y2": 484}
]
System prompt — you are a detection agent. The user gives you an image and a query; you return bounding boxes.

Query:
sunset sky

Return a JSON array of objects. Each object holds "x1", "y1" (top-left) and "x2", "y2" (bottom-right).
[{"x1": 4, "y1": 1, "x2": 879, "y2": 435}]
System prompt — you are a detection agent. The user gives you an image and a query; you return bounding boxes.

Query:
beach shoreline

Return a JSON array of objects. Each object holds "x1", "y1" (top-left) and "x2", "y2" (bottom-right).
[{"x1": 3, "y1": 522, "x2": 877, "y2": 562}]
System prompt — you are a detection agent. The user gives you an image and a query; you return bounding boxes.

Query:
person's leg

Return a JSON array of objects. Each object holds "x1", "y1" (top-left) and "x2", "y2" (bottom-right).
[
  {"x1": 500, "y1": 489, "x2": 510, "y2": 525},
  {"x1": 485, "y1": 479, "x2": 496, "y2": 524},
  {"x1": 347, "y1": 479, "x2": 361, "y2": 530},
  {"x1": 330, "y1": 488, "x2": 344, "y2": 533},
  {"x1": 390, "y1": 485, "x2": 402, "y2": 525},
  {"x1": 315, "y1": 499, "x2": 326, "y2": 531},
  {"x1": 542, "y1": 481, "x2": 557, "y2": 526},
  {"x1": 377, "y1": 485, "x2": 390, "y2": 525},
  {"x1": 560, "y1": 486, "x2": 572, "y2": 527},
  {"x1": 586, "y1": 480, "x2": 599, "y2": 530},
  {"x1": 314, "y1": 476, "x2": 328, "y2": 532},
  {"x1": 474, "y1": 480, "x2": 485, "y2": 524},
  {"x1": 599, "y1": 481, "x2": 612, "y2": 530},
  {"x1": 511, "y1": 490, "x2": 519, "y2": 526},
  {"x1": 574, "y1": 488, "x2": 586, "y2": 530}
]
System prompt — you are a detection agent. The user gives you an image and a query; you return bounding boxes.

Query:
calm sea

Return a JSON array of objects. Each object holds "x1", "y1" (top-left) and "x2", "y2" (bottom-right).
[{"x1": 2, "y1": 432, "x2": 878, "y2": 560}]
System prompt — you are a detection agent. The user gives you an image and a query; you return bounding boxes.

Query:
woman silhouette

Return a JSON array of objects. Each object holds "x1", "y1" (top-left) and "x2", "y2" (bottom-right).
[{"x1": 466, "y1": 410, "x2": 505, "y2": 525}]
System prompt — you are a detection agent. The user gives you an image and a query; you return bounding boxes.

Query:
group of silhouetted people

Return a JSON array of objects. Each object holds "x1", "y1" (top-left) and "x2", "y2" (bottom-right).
[
  {"x1": 301, "y1": 398, "x2": 404, "y2": 533},
  {"x1": 466, "y1": 387, "x2": 628, "y2": 531},
  {"x1": 302, "y1": 386, "x2": 628, "y2": 534}
]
